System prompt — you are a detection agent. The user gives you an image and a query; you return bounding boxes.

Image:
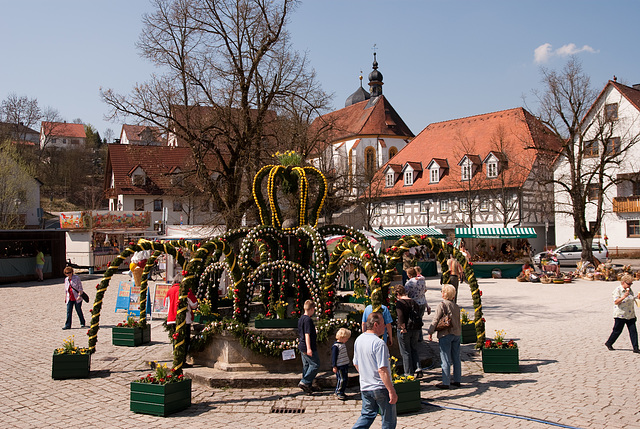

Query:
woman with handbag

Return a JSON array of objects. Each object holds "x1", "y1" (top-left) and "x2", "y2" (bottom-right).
[
  {"x1": 62, "y1": 267, "x2": 86, "y2": 330},
  {"x1": 426, "y1": 284, "x2": 462, "y2": 389}
]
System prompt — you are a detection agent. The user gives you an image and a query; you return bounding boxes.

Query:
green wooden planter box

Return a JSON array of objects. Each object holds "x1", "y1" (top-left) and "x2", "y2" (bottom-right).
[
  {"x1": 482, "y1": 347, "x2": 520, "y2": 373},
  {"x1": 112, "y1": 325, "x2": 151, "y2": 347},
  {"x1": 394, "y1": 379, "x2": 421, "y2": 414},
  {"x1": 52, "y1": 352, "x2": 91, "y2": 379},
  {"x1": 193, "y1": 314, "x2": 216, "y2": 324},
  {"x1": 460, "y1": 323, "x2": 476, "y2": 344},
  {"x1": 254, "y1": 318, "x2": 299, "y2": 329},
  {"x1": 130, "y1": 378, "x2": 192, "y2": 417}
]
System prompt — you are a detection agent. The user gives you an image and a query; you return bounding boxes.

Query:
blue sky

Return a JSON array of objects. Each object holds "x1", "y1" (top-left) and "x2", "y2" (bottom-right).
[{"x1": 2, "y1": 0, "x2": 639, "y2": 138}]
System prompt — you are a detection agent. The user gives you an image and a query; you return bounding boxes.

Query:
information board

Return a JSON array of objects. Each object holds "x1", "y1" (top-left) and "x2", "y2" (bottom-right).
[
  {"x1": 128, "y1": 284, "x2": 151, "y2": 317},
  {"x1": 153, "y1": 283, "x2": 172, "y2": 314},
  {"x1": 115, "y1": 280, "x2": 132, "y2": 313}
]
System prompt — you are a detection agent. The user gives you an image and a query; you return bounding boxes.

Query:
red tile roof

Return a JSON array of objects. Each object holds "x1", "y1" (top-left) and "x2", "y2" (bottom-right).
[
  {"x1": 377, "y1": 107, "x2": 562, "y2": 197},
  {"x1": 104, "y1": 144, "x2": 195, "y2": 197},
  {"x1": 40, "y1": 122, "x2": 85, "y2": 139},
  {"x1": 120, "y1": 124, "x2": 164, "y2": 144},
  {"x1": 310, "y1": 95, "x2": 414, "y2": 153}
]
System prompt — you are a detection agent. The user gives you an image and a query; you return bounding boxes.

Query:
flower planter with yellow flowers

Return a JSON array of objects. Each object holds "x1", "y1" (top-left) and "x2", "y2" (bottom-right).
[
  {"x1": 394, "y1": 379, "x2": 422, "y2": 414},
  {"x1": 52, "y1": 336, "x2": 90, "y2": 379}
]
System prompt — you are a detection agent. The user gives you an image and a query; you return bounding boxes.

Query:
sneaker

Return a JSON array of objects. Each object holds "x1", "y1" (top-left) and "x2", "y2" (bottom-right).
[
  {"x1": 337, "y1": 393, "x2": 347, "y2": 400},
  {"x1": 605, "y1": 343, "x2": 615, "y2": 351},
  {"x1": 414, "y1": 370, "x2": 424, "y2": 379},
  {"x1": 451, "y1": 382, "x2": 462, "y2": 387},
  {"x1": 634, "y1": 349, "x2": 640, "y2": 354},
  {"x1": 62, "y1": 327, "x2": 70, "y2": 330},
  {"x1": 435, "y1": 383, "x2": 449, "y2": 389},
  {"x1": 298, "y1": 382, "x2": 312, "y2": 394}
]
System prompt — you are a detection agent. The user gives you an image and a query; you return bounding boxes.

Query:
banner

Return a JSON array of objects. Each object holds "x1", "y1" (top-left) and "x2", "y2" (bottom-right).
[{"x1": 153, "y1": 283, "x2": 172, "y2": 314}]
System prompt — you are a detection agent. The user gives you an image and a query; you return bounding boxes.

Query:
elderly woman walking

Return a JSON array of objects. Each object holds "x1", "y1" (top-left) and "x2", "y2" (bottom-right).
[
  {"x1": 605, "y1": 274, "x2": 640, "y2": 353},
  {"x1": 426, "y1": 284, "x2": 462, "y2": 389}
]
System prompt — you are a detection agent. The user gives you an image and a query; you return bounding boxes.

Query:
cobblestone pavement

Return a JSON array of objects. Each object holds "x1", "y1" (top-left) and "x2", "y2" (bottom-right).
[{"x1": 1, "y1": 272, "x2": 640, "y2": 428}]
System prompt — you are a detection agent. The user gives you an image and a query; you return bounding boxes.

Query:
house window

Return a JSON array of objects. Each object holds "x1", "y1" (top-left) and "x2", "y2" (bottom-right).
[
  {"x1": 480, "y1": 198, "x2": 489, "y2": 211},
  {"x1": 52, "y1": 138, "x2": 57, "y2": 144},
  {"x1": 173, "y1": 201, "x2": 183, "y2": 212},
  {"x1": 439, "y1": 199, "x2": 448, "y2": 213},
  {"x1": 397, "y1": 202, "x2": 404, "y2": 215},
  {"x1": 461, "y1": 163, "x2": 471, "y2": 181},
  {"x1": 386, "y1": 173, "x2": 395, "y2": 187},
  {"x1": 404, "y1": 171, "x2": 413, "y2": 186},
  {"x1": 589, "y1": 221, "x2": 602, "y2": 238},
  {"x1": 487, "y1": 161, "x2": 498, "y2": 178},
  {"x1": 430, "y1": 168, "x2": 439, "y2": 183},
  {"x1": 628, "y1": 220, "x2": 640, "y2": 237},
  {"x1": 132, "y1": 174, "x2": 145, "y2": 186},
  {"x1": 389, "y1": 147, "x2": 398, "y2": 159},
  {"x1": 374, "y1": 206, "x2": 381, "y2": 216},
  {"x1": 134, "y1": 199, "x2": 144, "y2": 211},
  {"x1": 420, "y1": 200, "x2": 430, "y2": 213},
  {"x1": 604, "y1": 137, "x2": 621, "y2": 156},
  {"x1": 584, "y1": 140, "x2": 599, "y2": 158},
  {"x1": 62, "y1": 138, "x2": 67, "y2": 144},
  {"x1": 365, "y1": 147, "x2": 376, "y2": 177},
  {"x1": 605, "y1": 103, "x2": 619, "y2": 121},
  {"x1": 70, "y1": 139, "x2": 79, "y2": 145},
  {"x1": 459, "y1": 197, "x2": 468, "y2": 211},
  {"x1": 153, "y1": 199, "x2": 163, "y2": 211},
  {"x1": 587, "y1": 184, "x2": 600, "y2": 201}
]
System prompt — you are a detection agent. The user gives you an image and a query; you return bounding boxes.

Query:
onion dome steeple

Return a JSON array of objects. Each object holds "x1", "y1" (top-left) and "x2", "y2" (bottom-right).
[{"x1": 368, "y1": 52, "x2": 383, "y2": 98}]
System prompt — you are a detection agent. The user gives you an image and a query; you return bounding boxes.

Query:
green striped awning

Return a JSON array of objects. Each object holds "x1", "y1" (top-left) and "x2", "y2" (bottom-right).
[
  {"x1": 455, "y1": 227, "x2": 537, "y2": 238},
  {"x1": 373, "y1": 227, "x2": 446, "y2": 240}
]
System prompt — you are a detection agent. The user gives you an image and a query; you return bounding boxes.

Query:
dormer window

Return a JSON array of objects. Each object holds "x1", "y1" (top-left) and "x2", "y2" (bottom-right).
[
  {"x1": 386, "y1": 172, "x2": 394, "y2": 187},
  {"x1": 404, "y1": 171, "x2": 413, "y2": 186},
  {"x1": 129, "y1": 165, "x2": 147, "y2": 186},
  {"x1": 430, "y1": 167, "x2": 439, "y2": 183},
  {"x1": 461, "y1": 163, "x2": 471, "y2": 181},
  {"x1": 487, "y1": 161, "x2": 498, "y2": 178},
  {"x1": 132, "y1": 174, "x2": 145, "y2": 186}
]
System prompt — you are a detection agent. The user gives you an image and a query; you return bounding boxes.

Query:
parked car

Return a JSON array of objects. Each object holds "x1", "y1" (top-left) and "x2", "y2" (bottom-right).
[{"x1": 533, "y1": 241, "x2": 609, "y2": 266}]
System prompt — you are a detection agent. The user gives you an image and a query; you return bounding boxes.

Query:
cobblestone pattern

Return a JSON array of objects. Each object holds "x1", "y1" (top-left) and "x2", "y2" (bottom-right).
[{"x1": 1, "y1": 272, "x2": 640, "y2": 428}]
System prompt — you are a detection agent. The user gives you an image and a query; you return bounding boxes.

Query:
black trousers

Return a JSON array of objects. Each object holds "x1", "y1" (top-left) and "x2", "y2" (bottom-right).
[{"x1": 606, "y1": 317, "x2": 639, "y2": 350}]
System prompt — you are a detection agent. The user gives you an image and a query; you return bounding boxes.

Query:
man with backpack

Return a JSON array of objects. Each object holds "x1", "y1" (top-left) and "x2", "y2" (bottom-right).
[{"x1": 393, "y1": 284, "x2": 423, "y2": 378}]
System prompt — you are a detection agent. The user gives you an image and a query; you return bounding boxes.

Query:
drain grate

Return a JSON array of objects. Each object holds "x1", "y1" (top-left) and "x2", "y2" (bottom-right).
[{"x1": 271, "y1": 406, "x2": 305, "y2": 414}]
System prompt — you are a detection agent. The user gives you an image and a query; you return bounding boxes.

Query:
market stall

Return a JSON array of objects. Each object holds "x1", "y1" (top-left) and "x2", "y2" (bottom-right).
[
  {"x1": 61, "y1": 211, "x2": 151, "y2": 272},
  {"x1": 374, "y1": 227, "x2": 446, "y2": 277},
  {"x1": 0, "y1": 230, "x2": 66, "y2": 283},
  {"x1": 454, "y1": 227, "x2": 537, "y2": 278}
]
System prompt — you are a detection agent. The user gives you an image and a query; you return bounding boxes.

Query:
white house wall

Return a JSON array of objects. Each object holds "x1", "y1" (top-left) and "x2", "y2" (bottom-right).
[{"x1": 554, "y1": 84, "x2": 640, "y2": 250}]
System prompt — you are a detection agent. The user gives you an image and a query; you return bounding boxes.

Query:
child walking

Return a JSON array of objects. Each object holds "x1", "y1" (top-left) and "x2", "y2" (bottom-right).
[
  {"x1": 331, "y1": 327, "x2": 351, "y2": 400},
  {"x1": 298, "y1": 300, "x2": 319, "y2": 394}
]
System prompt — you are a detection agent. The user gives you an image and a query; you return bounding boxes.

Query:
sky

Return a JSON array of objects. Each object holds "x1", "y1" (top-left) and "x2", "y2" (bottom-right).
[{"x1": 2, "y1": 0, "x2": 640, "y2": 139}]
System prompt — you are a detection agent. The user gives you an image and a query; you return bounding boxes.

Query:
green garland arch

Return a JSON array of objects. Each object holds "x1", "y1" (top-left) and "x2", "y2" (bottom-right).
[{"x1": 383, "y1": 235, "x2": 486, "y2": 348}]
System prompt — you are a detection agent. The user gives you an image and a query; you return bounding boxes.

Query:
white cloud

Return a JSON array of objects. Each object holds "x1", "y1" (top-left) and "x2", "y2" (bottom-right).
[
  {"x1": 533, "y1": 43, "x2": 598, "y2": 63},
  {"x1": 534, "y1": 43, "x2": 552, "y2": 64}
]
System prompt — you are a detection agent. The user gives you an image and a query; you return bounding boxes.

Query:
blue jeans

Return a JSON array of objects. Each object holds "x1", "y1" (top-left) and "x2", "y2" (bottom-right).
[
  {"x1": 300, "y1": 350, "x2": 320, "y2": 386},
  {"x1": 352, "y1": 388, "x2": 397, "y2": 429},
  {"x1": 335, "y1": 365, "x2": 349, "y2": 395},
  {"x1": 438, "y1": 333, "x2": 461, "y2": 386},
  {"x1": 606, "y1": 317, "x2": 639, "y2": 350},
  {"x1": 65, "y1": 300, "x2": 85, "y2": 328},
  {"x1": 397, "y1": 329, "x2": 420, "y2": 374}
]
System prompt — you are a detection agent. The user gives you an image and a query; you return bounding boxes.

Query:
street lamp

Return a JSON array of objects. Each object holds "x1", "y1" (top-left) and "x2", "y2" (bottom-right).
[{"x1": 424, "y1": 199, "x2": 433, "y2": 227}]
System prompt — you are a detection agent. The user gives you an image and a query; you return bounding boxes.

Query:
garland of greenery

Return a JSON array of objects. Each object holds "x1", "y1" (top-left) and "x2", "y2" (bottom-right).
[
  {"x1": 190, "y1": 318, "x2": 361, "y2": 358},
  {"x1": 383, "y1": 235, "x2": 486, "y2": 348}
]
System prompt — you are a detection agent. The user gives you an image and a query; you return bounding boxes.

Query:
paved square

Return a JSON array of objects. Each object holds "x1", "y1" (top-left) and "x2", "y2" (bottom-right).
[{"x1": 1, "y1": 272, "x2": 639, "y2": 428}]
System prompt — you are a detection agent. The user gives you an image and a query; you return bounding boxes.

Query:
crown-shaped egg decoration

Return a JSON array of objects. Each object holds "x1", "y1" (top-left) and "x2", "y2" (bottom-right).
[{"x1": 253, "y1": 151, "x2": 327, "y2": 229}]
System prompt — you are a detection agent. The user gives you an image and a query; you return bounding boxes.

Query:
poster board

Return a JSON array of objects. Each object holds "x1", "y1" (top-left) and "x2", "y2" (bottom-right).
[
  {"x1": 128, "y1": 284, "x2": 151, "y2": 317},
  {"x1": 115, "y1": 280, "x2": 132, "y2": 312},
  {"x1": 153, "y1": 283, "x2": 172, "y2": 314}
]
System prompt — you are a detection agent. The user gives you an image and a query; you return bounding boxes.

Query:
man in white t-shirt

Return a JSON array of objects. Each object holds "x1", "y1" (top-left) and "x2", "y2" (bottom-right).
[{"x1": 352, "y1": 312, "x2": 397, "y2": 429}]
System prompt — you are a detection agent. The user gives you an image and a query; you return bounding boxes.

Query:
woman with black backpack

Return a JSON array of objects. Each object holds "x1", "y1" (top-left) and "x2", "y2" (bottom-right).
[{"x1": 394, "y1": 284, "x2": 423, "y2": 378}]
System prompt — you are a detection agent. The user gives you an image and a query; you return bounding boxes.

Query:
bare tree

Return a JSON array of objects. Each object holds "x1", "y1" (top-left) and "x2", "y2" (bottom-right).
[
  {"x1": 101, "y1": 0, "x2": 330, "y2": 229},
  {"x1": 532, "y1": 57, "x2": 640, "y2": 262},
  {"x1": 452, "y1": 132, "x2": 486, "y2": 228},
  {"x1": 1, "y1": 93, "x2": 41, "y2": 143}
]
